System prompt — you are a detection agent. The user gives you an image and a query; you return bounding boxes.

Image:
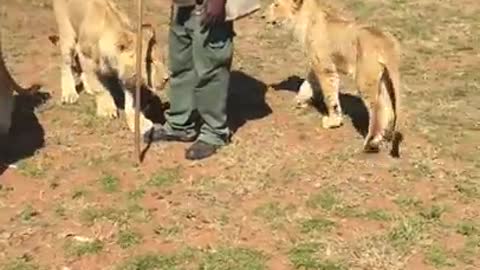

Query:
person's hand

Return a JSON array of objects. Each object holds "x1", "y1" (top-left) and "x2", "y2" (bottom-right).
[{"x1": 201, "y1": 0, "x2": 227, "y2": 27}]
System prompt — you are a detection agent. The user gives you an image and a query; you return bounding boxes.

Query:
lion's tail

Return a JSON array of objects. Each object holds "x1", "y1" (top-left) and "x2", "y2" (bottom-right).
[{"x1": 379, "y1": 40, "x2": 403, "y2": 158}]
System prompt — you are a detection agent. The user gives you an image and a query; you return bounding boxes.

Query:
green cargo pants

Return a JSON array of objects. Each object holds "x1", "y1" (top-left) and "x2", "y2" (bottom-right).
[{"x1": 165, "y1": 5, "x2": 234, "y2": 146}]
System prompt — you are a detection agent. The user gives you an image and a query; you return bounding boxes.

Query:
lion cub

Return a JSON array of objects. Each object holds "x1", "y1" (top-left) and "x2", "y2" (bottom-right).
[
  {"x1": 50, "y1": 0, "x2": 169, "y2": 133},
  {"x1": 266, "y1": 0, "x2": 403, "y2": 157}
]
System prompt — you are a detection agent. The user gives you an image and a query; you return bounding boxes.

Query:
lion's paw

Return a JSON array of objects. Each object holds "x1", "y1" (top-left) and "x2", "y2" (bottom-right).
[
  {"x1": 96, "y1": 103, "x2": 118, "y2": 119},
  {"x1": 322, "y1": 114, "x2": 343, "y2": 129},
  {"x1": 61, "y1": 90, "x2": 80, "y2": 104},
  {"x1": 363, "y1": 135, "x2": 382, "y2": 153},
  {"x1": 126, "y1": 114, "x2": 153, "y2": 134}
]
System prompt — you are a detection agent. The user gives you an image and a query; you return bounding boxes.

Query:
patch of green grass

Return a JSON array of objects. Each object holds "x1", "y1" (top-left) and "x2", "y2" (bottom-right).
[
  {"x1": 200, "y1": 247, "x2": 266, "y2": 270},
  {"x1": 425, "y1": 245, "x2": 456, "y2": 268},
  {"x1": 64, "y1": 239, "x2": 104, "y2": 257},
  {"x1": 54, "y1": 204, "x2": 66, "y2": 218},
  {"x1": 128, "y1": 188, "x2": 146, "y2": 200},
  {"x1": 455, "y1": 180, "x2": 480, "y2": 199},
  {"x1": 288, "y1": 243, "x2": 345, "y2": 270},
  {"x1": 79, "y1": 204, "x2": 151, "y2": 226},
  {"x1": 455, "y1": 237, "x2": 480, "y2": 265},
  {"x1": 456, "y1": 221, "x2": 479, "y2": 236},
  {"x1": 117, "y1": 254, "x2": 177, "y2": 270},
  {"x1": 419, "y1": 204, "x2": 445, "y2": 221},
  {"x1": 147, "y1": 168, "x2": 180, "y2": 188},
  {"x1": 362, "y1": 209, "x2": 393, "y2": 221},
  {"x1": 117, "y1": 229, "x2": 143, "y2": 249},
  {"x1": 17, "y1": 160, "x2": 47, "y2": 178},
  {"x1": 99, "y1": 174, "x2": 120, "y2": 193},
  {"x1": 0, "y1": 184, "x2": 13, "y2": 197},
  {"x1": 1, "y1": 256, "x2": 39, "y2": 270},
  {"x1": 393, "y1": 196, "x2": 422, "y2": 210},
  {"x1": 253, "y1": 202, "x2": 285, "y2": 220},
  {"x1": 300, "y1": 218, "x2": 336, "y2": 234},
  {"x1": 117, "y1": 248, "x2": 199, "y2": 270},
  {"x1": 387, "y1": 217, "x2": 425, "y2": 251},
  {"x1": 306, "y1": 188, "x2": 339, "y2": 211},
  {"x1": 126, "y1": 203, "x2": 153, "y2": 223},
  {"x1": 219, "y1": 213, "x2": 230, "y2": 226},
  {"x1": 153, "y1": 225, "x2": 182, "y2": 240},
  {"x1": 118, "y1": 247, "x2": 199, "y2": 270},
  {"x1": 19, "y1": 205, "x2": 39, "y2": 223},
  {"x1": 334, "y1": 205, "x2": 362, "y2": 218},
  {"x1": 79, "y1": 207, "x2": 126, "y2": 225}
]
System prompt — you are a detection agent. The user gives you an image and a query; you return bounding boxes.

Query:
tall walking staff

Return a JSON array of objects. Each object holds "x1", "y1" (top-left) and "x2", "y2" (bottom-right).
[{"x1": 134, "y1": 0, "x2": 144, "y2": 164}]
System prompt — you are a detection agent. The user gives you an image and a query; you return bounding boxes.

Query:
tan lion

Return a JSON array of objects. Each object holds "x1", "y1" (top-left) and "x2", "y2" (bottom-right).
[
  {"x1": 50, "y1": 0, "x2": 169, "y2": 133},
  {"x1": 266, "y1": 0, "x2": 403, "y2": 157}
]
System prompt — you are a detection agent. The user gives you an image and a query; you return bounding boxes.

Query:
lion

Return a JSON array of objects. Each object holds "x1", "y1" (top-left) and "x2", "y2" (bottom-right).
[
  {"x1": 50, "y1": 0, "x2": 169, "y2": 133},
  {"x1": 265, "y1": 0, "x2": 403, "y2": 157}
]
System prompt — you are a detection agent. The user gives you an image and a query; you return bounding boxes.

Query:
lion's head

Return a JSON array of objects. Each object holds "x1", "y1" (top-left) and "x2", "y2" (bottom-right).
[
  {"x1": 115, "y1": 24, "x2": 169, "y2": 92},
  {"x1": 265, "y1": 0, "x2": 304, "y2": 25}
]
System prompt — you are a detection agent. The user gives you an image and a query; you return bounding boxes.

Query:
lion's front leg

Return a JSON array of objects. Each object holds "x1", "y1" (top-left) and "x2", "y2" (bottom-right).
[
  {"x1": 95, "y1": 90, "x2": 118, "y2": 119},
  {"x1": 311, "y1": 55, "x2": 344, "y2": 129},
  {"x1": 124, "y1": 89, "x2": 153, "y2": 134},
  {"x1": 315, "y1": 72, "x2": 343, "y2": 129},
  {"x1": 59, "y1": 43, "x2": 80, "y2": 104},
  {"x1": 77, "y1": 54, "x2": 118, "y2": 118}
]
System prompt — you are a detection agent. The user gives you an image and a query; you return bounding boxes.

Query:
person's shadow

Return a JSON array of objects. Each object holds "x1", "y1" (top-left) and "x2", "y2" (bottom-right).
[
  {"x1": 270, "y1": 74, "x2": 370, "y2": 137},
  {"x1": 0, "y1": 87, "x2": 50, "y2": 176},
  {"x1": 140, "y1": 70, "x2": 272, "y2": 160},
  {"x1": 227, "y1": 70, "x2": 273, "y2": 133}
]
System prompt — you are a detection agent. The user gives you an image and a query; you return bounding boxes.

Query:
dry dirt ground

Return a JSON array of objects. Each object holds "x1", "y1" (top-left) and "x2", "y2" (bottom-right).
[{"x1": 0, "y1": 0, "x2": 479, "y2": 269}]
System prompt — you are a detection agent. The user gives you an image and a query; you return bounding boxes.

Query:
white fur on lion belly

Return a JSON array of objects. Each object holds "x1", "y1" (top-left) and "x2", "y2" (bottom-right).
[{"x1": 295, "y1": 79, "x2": 314, "y2": 106}]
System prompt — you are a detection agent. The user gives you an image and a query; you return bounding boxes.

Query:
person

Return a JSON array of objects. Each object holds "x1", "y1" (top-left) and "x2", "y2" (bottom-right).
[{"x1": 143, "y1": 0, "x2": 260, "y2": 160}]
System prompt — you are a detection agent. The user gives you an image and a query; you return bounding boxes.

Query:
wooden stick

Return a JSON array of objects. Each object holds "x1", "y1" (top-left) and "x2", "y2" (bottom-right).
[{"x1": 134, "y1": 0, "x2": 144, "y2": 163}]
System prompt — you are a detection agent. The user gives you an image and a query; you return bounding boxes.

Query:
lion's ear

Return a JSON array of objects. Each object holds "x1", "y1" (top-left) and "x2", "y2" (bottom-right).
[
  {"x1": 117, "y1": 32, "x2": 134, "y2": 52},
  {"x1": 292, "y1": 0, "x2": 303, "y2": 9}
]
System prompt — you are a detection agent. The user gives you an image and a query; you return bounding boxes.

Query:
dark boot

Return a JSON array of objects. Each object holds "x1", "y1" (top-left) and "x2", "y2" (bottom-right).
[
  {"x1": 143, "y1": 124, "x2": 196, "y2": 143},
  {"x1": 185, "y1": 140, "x2": 220, "y2": 160}
]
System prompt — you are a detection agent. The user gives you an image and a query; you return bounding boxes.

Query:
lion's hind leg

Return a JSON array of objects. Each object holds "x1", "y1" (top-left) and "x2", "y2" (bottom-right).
[
  {"x1": 124, "y1": 89, "x2": 153, "y2": 134},
  {"x1": 356, "y1": 61, "x2": 392, "y2": 153}
]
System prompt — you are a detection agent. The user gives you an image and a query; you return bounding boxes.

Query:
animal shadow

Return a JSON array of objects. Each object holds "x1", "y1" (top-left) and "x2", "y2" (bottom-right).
[
  {"x1": 271, "y1": 75, "x2": 369, "y2": 137},
  {"x1": 227, "y1": 71, "x2": 273, "y2": 133},
  {"x1": 101, "y1": 75, "x2": 166, "y2": 124},
  {"x1": 0, "y1": 88, "x2": 51, "y2": 176}
]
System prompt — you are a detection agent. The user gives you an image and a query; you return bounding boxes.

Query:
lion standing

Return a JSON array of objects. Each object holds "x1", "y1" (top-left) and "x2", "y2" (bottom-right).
[
  {"x1": 50, "y1": 0, "x2": 169, "y2": 133},
  {"x1": 266, "y1": 0, "x2": 403, "y2": 157}
]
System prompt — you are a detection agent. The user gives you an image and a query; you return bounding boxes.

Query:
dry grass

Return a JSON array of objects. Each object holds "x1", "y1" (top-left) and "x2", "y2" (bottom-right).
[{"x1": 0, "y1": 0, "x2": 479, "y2": 269}]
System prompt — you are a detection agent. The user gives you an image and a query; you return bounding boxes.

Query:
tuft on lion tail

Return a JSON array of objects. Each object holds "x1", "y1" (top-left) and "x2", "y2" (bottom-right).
[{"x1": 380, "y1": 56, "x2": 403, "y2": 158}]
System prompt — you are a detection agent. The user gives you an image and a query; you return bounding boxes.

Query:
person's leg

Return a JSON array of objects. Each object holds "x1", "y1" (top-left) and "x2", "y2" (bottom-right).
[
  {"x1": 184, "y1": 17, "x2": 234, "y2": 159},
  {"x1": 144, "y1": 6, "x2": 198, "y2": 142}
]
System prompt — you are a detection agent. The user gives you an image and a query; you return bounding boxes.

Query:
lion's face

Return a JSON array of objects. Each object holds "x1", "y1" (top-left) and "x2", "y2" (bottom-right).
[
  {"x1": 266, "y1": 0, "x2": 302, "y2": 25},
  {"x1": 117, "y1": 24, "x2": 169, "y2": 91}
]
